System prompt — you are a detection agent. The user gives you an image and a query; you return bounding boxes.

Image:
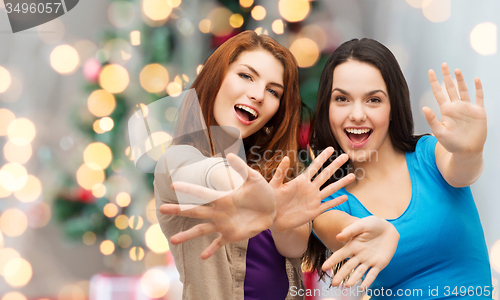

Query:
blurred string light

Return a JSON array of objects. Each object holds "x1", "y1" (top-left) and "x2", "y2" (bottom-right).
[
  {"x1": 93, "y1": 120, "x2": 105, "y2": 134},
  {"x1": 3, "y1": 258, "x2": 32, "y2": 287},
  {"x1": 118, "y1": 234, "x2": 132, "y2": 248},
  {"x1": 165, "y1": 107, "x2": 178, "y2": 123},
  {"x1": 82, "y1": 231, "x2": 96, "y2": 245},
  {"x1": 491, "y1": 239, "x2": 500, "y2": 273},
  {"x1": 254, "y1": 27, "x2": 268, "y2": 35},
  {"x1": 87, "y1": 90, "x2": 116, "y2": 117},
  {"x1": 7, "y1": 118, "x2": 36, "y2": 146},
  {"x1": 140, "y1": 64, "x2": 170, "y2": 93},
  {"x1": 115, "y1": 214, "x2": 129, "y2": 230},
  {"x1": 405, "y1": 0, "x2": 424, "y2": 8},
  {"x1": 240, "y1": 0, "x2": 253, "y2": 8},
  {"x1": 14, "y1": 175, "x2": 42, "y2": 203},
  {"x1": 196, "y1": 64, "x2": 203, "y2": 75},
  {"x1": 0, "y1": 208, "x2": 28, "y2": 237},
  {"x1": 278, "y1": 0, "x2": 310, "y2": 23},
  {"x1": 229, "y1": 14, "x2": 244, "y2": 28},
  {"x1": 0, "y1": 182, "x2": 11, "y2": 198},
  {"x1": 470, "y1": 22, "x2": 497, "y2": 56},
  {"x1": 76, "y1": 164, "x2": 105, "y2": 190},
  {"x1": 167, "y1": 0, "x2": 181, "y2": 8},
  {"x1": 177, "y1": 18, "x2": 194, "y2": 36},
  {"x1": 422, "y1": 0, "x2": 450, "y2": 23},
  {"x1": 207, "y1": 7, "x2": 233, "y2": 37},
  {"x1": 103, "y1": 203, "x2": 119, "y2": 218},
  {"x1": 166, "y1": 82, "x2": 182, "y2": 96},
  {"x1": 0, "y1": 76, "x2": 22, "y2": 103},
  {"x1": 129, "y1": 215, "x2": 144, "y2": 230},
  {"x1": 0, "y1": 230, "x2": 3, "y2": 248},
  {"x1": 130, "y1": 30, "x2": 141, "y2": 46},
  {"x1": 2, "y1": 292, "x2": 27, "y2": 300},
  {"x1": 92, "y1": 183, "x2": 106, "y2": 198},
  {"x1": 174, "y1": 74, "x2": 189, "y2": 87},
  {"x1": 116, "y1": 192, "x2": 131, "y2": 207},
  {"x1": 0, "y1": 66, "x2": 12, "y2": 93},
  {"x1": 4, "y1": 141, "x2": 32, "y2": 164},
  {"x1": 141, "y1": 268, "x2": 170, "y2": 298},
  {"x1": 143, "y1": 0, "x2": 172, "y2": 23},
  {"x1": 251, "y1": 5, "x2": 266, "y2": 21},
  {"x1": 145, "y1": 224, "x2": 169, "y2": 253},
  {"x1": 130, "y1": 246, "x2": 145, "y2": 261},
  {"x1": 84, "y1": 142, "x2": 113, "y2": 171},
  {"x1": 299, "y1": 25, "x2": 327, "y2": 51},
  {"x1": 0, "y1": 163, "x2": 28, "y2": 191},
  {"x1": 289, "y1": 38, "x2": 320, "y2": 68},
  {"x1": 58, "y1": 284, "x2": 86, "y2": 300},
  {"x1": 198, "y1": 19, "x2": 211, "y2": 34},
  {"x1": 146, "y1": 198, "x2": 158, "y2": 224},
  {"x1": 108, "y1": 1, "x2": 135, "y2": 28},
  {"x1": 0, "y1": 248, "x2": 20, "y2": 276},
  {"x1": 99, "y1": 64, "x2": 130, "y2": 94},
  {"x1": 0, "y1": 109, "x2": 15, "y2": 135},
  {"x1": 100, "y1": 240, "x2": 115, "y2": 255},
  {"x1": 104, "y1": 39, "x2": 133, "y2": 63},
  {"x1": 99, "y1": 117, "x2": 115, "y2": 132},
  {"x1": 50, "y1": 45, "x2": 80, "y2": 75},
  {"x1": 272, "y1": 19, "x2": 285, "y2": 35}
]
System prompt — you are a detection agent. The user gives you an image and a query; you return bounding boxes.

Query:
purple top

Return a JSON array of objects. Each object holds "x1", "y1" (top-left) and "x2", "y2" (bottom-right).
[{"x1": 244, "y1": 229, "x2": 289, "y2": 300}]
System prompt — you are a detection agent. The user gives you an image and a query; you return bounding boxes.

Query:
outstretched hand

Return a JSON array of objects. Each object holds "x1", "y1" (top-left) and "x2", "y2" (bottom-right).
[
  {"x1": 159, "y1": 153, "x2": 276, "y2": 260},
  {"x1": 322, "y1": 216, "x2": 399, "y2": 289},
  {"x1": 270, "y1": 147, "x2": 355, "y2": 233},
  {"x1": 423, "y1": 63, "x2": 487, "y2": 154}
]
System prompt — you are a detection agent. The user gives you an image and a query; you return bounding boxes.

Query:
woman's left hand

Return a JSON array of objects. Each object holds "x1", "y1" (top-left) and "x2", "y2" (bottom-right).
[{"x1": 423, "y1": 63, "x2": 487, "y2": 154}]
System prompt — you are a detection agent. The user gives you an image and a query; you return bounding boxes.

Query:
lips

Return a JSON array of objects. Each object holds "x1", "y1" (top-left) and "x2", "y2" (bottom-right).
[
  {"x1": 233, "y1": 104, "x2": 259, "y2": 125},
  {"x1": 344, "y1": 127, "x2": 372, "y2": 148}
]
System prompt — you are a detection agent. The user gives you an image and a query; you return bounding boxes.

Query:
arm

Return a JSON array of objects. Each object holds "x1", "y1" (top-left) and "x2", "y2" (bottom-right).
[
  {"x1": 269, "y1": 223, "x2": 311, "y2": 258},
  {"x1": 423, "y1": 63, "x2": 487, "y2": 187},
  {"x1": 313, "y1": 210, "x2": 359, "y2": 251}
]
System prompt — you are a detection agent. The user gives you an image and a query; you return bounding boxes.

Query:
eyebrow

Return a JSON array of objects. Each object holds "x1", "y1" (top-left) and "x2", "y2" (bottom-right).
[
  {"x1": 332, "y1": 87, "x2": 387, "y2": 97},
  {"x1": 241, "y1": 64, "x2": 284, "y2": 90}
]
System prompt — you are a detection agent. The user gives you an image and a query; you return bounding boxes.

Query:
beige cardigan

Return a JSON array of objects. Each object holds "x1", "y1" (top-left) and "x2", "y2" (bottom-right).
[{"x1": 154, "y1": 146, "x2": 304, "y2": 300}]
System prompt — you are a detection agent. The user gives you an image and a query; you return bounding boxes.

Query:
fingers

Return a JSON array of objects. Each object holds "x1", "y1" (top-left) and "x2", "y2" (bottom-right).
[
  {"x1": 305, "y1": 147, "x2": 334, "y2": 180},
  {"x1": 319, "y1": 173, "x2": 355, "y2": 200},
  {"x1": 200, "y1": 236, "x2": 225, "y2": 260},
  {"x1": 360, "y1": 267, "x2": 380, "y2": 290},
  {"x1": 422, "y1": 106, "x2": 444, "y2": 136},
  {"x1": 332, "y1": 257, "x2": 358, "y2": 286},
  {"x1": 172, "y1": 181, "x2": 228, "y2": 201},
  {"x1": 159, "y1": 203, "x2": 214, "y2": 219},
  {"x1": 269, "y1": 156, "x2": 290, "y2": 188},
  {"x1": 454, "y1": 69, "x2": 470, "y2": 102},
  {"x1": 336, "y1": 219, "x2": 367, "y2": 243},
  {"x1": 322, "y1": 246, "x2": 349, "y2": 271},
  {"x1": 314, "y1": 153, "x2": 349, "y2": 186},
  {"x1": 475, "y1": 77, "x2": 484, "y2": 107},
  {"x1": 318, "y1": 195, "x2": 348, "y2": 213},
  {"x1": 441, "y1": 63, "x2": 460, "y2": 102},
  {"x1": 428, "y1": 69, "x2": 448, "y2": 105},
  {"x1": 169, "y1": 222, "x2": 217, "y2": 245},
  {"x1": 225, "y1": 153, "x2": 249, "y2": 181},
  {"x1": 345, "y1": 263, "x2": 368, "y2": 287}
]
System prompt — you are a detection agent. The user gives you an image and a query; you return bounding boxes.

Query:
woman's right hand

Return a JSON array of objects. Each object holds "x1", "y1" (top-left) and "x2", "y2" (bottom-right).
[{"x1": 322, "y1": 216, "x2": 399, "y2": 289}]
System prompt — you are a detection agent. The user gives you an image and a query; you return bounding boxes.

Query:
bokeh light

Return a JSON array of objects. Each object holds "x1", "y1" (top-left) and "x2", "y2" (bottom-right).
[
  {"x1": 82, "y1": 231, "x2": 96, "y2": 245},
  {"x1": 143, "y1": 0, "x2": 172, "y2": 21},
  {"x1": 406, "y1": 0, "x2": 425, "y2": 8},
  {"x1": 84, "y1": 142, "x2": 113, "y2": 170},
  {"x1": 140, "y1": 268, "x2": 170, "y2": 298},
  {"x1": 146, "y1": 198, "x2": 158, "y2": 224},
  {"x1": 0, "y1": 76, "x2": 22, "y2": 103},
  {"x1": 108, "y1": 1, "x2": 135, "y2": 28},
  {"x1": 272, "y1": 19, "x2": 285, "y2": 35},
  {"x1": 422, "y1": 0, "x2": 450, "y2": 23},
  {"x1": 27, "y1": 202, "x2": 51, "y2": 228},
  {"x1": 196, "y1": 64, "x2": 203, "y2": 75},
  {"x1": 4, "y1": 141, "x2": 32, "y2": 164},
  {"x1": 93, "y1": 119, "x2": 105, "y2": 134},
  {"x1": 0, "y1": 248, "x2": 21, "y2": 276},
  {"x1": 145, "y1": 224, "x2": 169, "y2": 253},
  {"x1": 0, "y1": 66, "x2": 12, "y2": 93},
  {"x1": 7, "y1": 118, "x2": 36, "y2": 146},
  {"x1": 58, "y1": 284, "x2": 86, "y2": 300},
  {"x1": 240, "y1": 0, "x2": 253, "y2": 8},
  {"x1": 167, "y1": 0, "x2": 181, "y2": 8},
  {"x1": 76, "y1": 164, "x2": 105, "y2": 190},
  {"x1": 104, "y1": 38, "x2": 133, "y2": 63},
  {"x1": 2, "y1": 292, "x2": 27, "y2": 300},
  {"x1": 0, "y1": 231, "x2": 3, "y2": 248},
  {"x1": 103, "y1": 203, "x2": 119, "y2": 218},
  {"x1": 470, "y1": 22, "x2": 497, "y2": 56},
  {"x1": 140, "y1": 64, "x2": 170, "y2": 93},
  {"x1": 289, "y1": 38, "x2": 320, "y2": 68},
  {"x1": 130, "y1": 30, "x2": 141, "y2": 46},
  {"x1": 207, "y1": 7, "x2": 233, "y2": 37},
  {"x1": 3, "y1": 258, "x2": 32, "y2": 287},
  {"x1": 251, "y1": 6, "x2": 266, "y2": 21},
  {"x1": 115, "y1": 215, "x2": 129, "y2": 230},
  {"x1": 165, "y1": 107, "x2": 179, "y2": 123},
  {"x1": 0, "y1": 209, "x2": 28, "y2": 237},
  {"x1": 116, "y1": 192, "x2": 131, "y2": 207},
  {"x1": 100, "y1": 240, "x2": 115, "y2": 255},
  {"x1": 229, "y1": 14, "x2": 244, "y2": 28},
  {"x1": 87, "y1": 90, "x2": 116, "y2": 117},
  {"x1": 129, "y1": 215, "x2": 144, "y2": 230},
  {"x1": 166, "y1": 82, "x2": 182, "y2": 96},
  {"x1": 99, "y1": 117, "x2": 115, "y2": 132},
  {"x1": 0, "y1": 184, "x2": 12, "y2": 198},
  {"x1": 92, "y1": 183, "x2": 106, "y2": 198},
  {"x1": 130, "y1": 247, "x2": 145, "y2": 261},
  {"x1": 13, "y1": 175, "x2": 42, "y2": 203},
  {"x1": 279, "y1": 0, "x2": 310, "y2": 22},
  {"x1": 490, "y1": 239, "x2": 500, "y2": 273},
  {"x1": 0, "y1": 108, "x2": 15, "y2": 136},
  {"x1": 0, "y1": 163, "x2": 28, "y2": 191},
  {"x1": 118, "y1": 234, "x2": 132, "y2": 248},
  {"x1": 50, "y1": 45, "x2": 80, "y2": 75},
  {"x1": 198, "y1": 19, "x2": 211, "y2": 33},
  {"x1": 299, "y1": 25, "x2": 327, "y2": 51},
  {"x1": 99, "y1": 64, "x2": 130, "y2": 94}
]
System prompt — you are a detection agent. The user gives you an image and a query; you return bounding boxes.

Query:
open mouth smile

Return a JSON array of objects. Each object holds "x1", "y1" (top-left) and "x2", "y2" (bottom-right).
[
  {"x1": 234, "y1": 104, "x2": 259, "y2": 125},
  {"x1": 344, "y1": 127, "x2": 372, "y2": 148}
]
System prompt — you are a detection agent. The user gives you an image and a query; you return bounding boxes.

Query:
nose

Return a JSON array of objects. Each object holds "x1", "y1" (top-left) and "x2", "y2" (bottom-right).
[
  {"x1": 247, "y1": 84, "x2": 265, "y2": 103},
  {"x1": 349, "y1": 102, "x2": 366, "y2": 122}
]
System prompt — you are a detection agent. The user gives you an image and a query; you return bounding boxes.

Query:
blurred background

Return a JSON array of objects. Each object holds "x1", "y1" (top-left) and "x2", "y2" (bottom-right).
[{"x1": 0, "y1": 0, "x2": 499, "y2": 299}]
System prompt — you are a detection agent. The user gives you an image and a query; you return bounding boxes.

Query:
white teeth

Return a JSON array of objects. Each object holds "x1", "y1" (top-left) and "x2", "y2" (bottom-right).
[
  {"x1": 235, "y1": 104, "x2": 258, "y2": 118},
  {"x1": 345, "y1": 128, "x2": 371, "y2": 134}
]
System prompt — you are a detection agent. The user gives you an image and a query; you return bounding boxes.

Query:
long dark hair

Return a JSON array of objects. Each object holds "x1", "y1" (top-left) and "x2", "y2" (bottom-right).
[{"x1": 303, "y1": 38, "x2": 424, "y2": 280}]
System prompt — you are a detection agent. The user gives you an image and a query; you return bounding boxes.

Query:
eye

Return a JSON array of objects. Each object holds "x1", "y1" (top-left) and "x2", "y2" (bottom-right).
[
  {"x1": 238, "y1": 73, "x2": 252, "y2": 81},
  {"x1": 335, "y1": 95, "x2": 348, "y2": 102},
  {"x1": 367, "y1": 97, "x2": 381, "y2": 103},
  {"x1": 267, "y1": 88, "x2": 279, "y2": 98}
]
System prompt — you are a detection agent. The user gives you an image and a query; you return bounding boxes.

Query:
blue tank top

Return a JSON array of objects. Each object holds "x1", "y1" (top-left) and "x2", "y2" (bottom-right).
[{"x1": 320, "y1": 135, "x2": 492, "y2": 299}]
